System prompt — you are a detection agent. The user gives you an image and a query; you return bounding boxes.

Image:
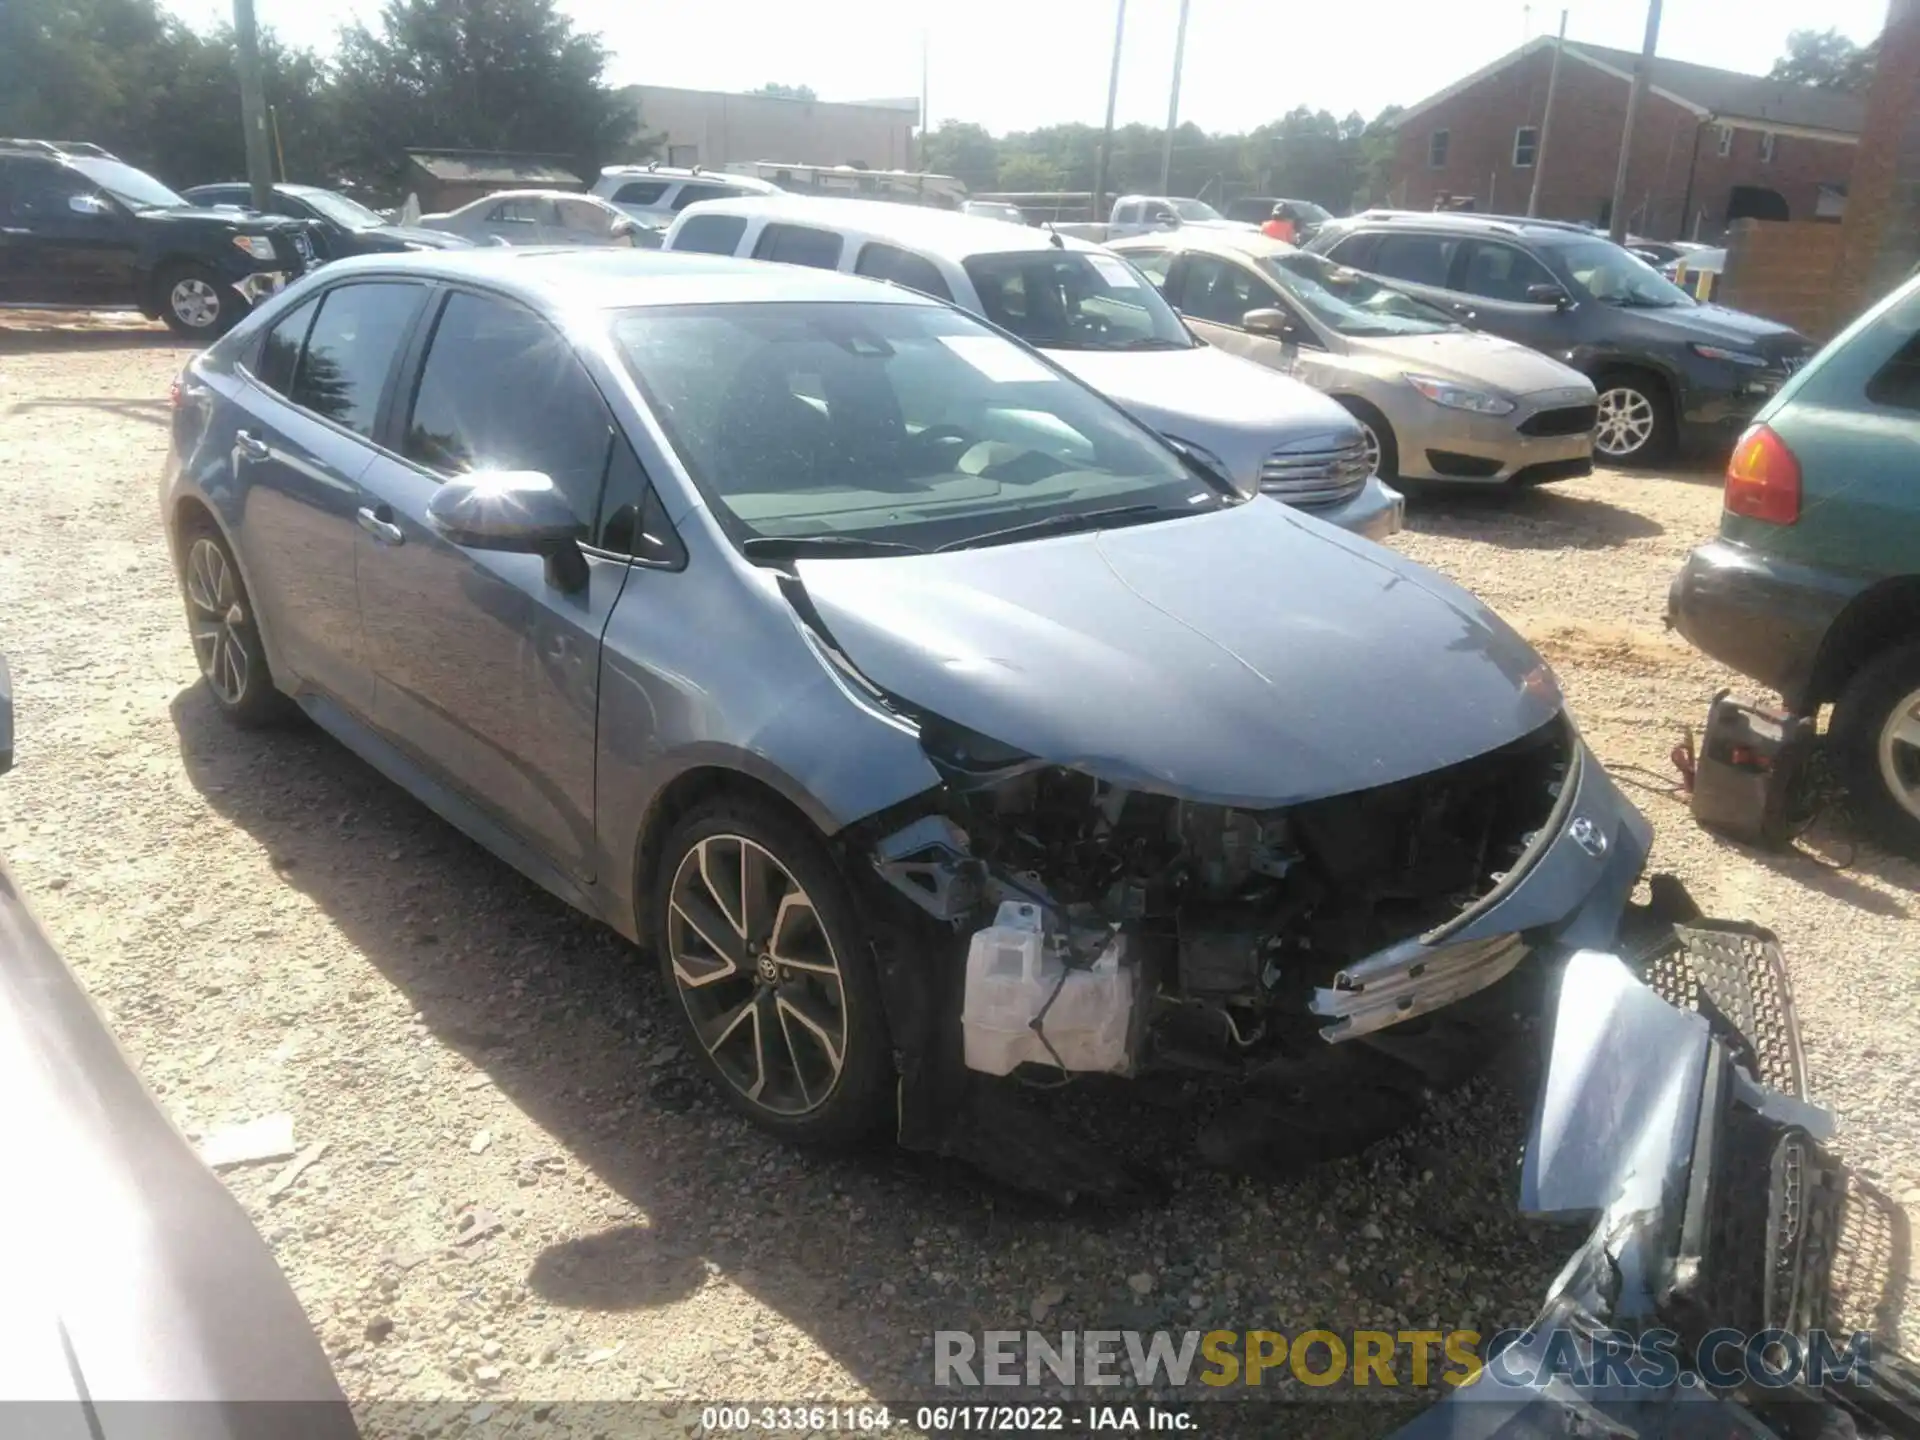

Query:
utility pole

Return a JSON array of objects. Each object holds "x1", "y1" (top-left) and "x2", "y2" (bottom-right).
[
  {"x1": 919, "y1": 24, "x2": 930, "y2": 167},
  {"x1": 232, "y1": 0, "x2": 275, "y2": 210},
  {"x1": 1526, "y1": 9, "x2": 1566, "y2": 216},
  {"x1": 1608, "y1": 0, "x2": 1661, "y2": 244},
  {"x1": 1158, "y1": 0, "x2": 1191, "y2": 195},
  {"x1": 1091, "y1": 0, "x2": 1128, "y2": 223}
]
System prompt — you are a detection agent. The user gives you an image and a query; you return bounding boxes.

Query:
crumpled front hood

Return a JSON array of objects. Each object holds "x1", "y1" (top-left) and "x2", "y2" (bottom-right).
[
  {"x1": 795, "y1": 499, "x2": 1560, "y2": 808},
  {"x1": 1353, "y1": 329, "x2": 1595, "y2": 398},
  {"x1": 151, "y1": 206, "x2": 307, "y2": 235},
  {"x1": 1047, "y1": 344, "x2": 1359, "y2": 449},
  {"x1": 1640, "y1": 300, "x2": 1807, "y2": 353}
]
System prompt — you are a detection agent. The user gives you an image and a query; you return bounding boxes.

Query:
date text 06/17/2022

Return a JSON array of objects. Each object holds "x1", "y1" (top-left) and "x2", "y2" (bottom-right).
[{"x1": 698, "y1": 1405, "x2": 1195, "y2": 1433}]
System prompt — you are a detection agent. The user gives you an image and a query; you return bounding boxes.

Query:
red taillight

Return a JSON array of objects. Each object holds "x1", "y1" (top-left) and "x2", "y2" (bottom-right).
[{"x1": 1724, "y1": 423, "x2": 1801, "y2": 525}]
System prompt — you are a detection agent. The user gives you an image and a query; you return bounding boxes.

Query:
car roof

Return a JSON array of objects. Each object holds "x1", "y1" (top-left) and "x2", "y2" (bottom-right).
[
  {"x1": 1326, "y1": 210, "x2": 1600, "y2": 244},
  {"x1": 599, "y1": 165, "x2": 780, "y2": 192},
  {"x1": 1110, "y1": 229, "x2": 1297, "y2": 262},
  {"x1": 669, "y1": 194, "x2": 1102, "y2": 259},
  {"x1": 288, "y1": 247, "x2": 942, "y2": 312}
]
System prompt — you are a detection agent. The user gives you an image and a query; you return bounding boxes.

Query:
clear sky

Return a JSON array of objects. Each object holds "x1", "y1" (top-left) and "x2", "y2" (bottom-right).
[{"x1": 161, "y1": 0, "x2": 1891, "y2": 136}]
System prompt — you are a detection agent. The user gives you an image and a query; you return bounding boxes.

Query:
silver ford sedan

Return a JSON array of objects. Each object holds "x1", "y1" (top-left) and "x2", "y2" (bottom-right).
[
  {"x1": 1112, "y1": 230, "x2": 1599, "y2": 488},
  {"x1": 161, "y1": 249, "x2": 1651, "y2": 1182}
]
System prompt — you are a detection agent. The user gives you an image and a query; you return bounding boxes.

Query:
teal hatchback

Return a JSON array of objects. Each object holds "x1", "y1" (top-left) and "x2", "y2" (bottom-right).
[{"x1": 1670, "y1": 274, "x2": 1920, "y2": 849}]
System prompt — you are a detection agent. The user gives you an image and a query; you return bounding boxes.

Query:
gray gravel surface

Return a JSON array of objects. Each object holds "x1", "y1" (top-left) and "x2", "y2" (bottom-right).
[{"x1": 2, "y1": 323, "x2": 1914, "y2": 1432}]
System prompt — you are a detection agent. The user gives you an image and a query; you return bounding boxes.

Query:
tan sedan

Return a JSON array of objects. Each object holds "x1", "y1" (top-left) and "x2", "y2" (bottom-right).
[{"x1": 1111, "y1": 230, "x2": 1599, "y2": 487}]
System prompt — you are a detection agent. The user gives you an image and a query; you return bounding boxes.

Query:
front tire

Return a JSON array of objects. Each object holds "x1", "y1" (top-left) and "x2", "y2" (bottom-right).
[
  {"x1": 1591, "y1": 369, "x2": 1675, "y2": 466},
  {"x1": 1335, "y1": 396, "x2": 1399, "y2": 482},
  {"x1": 651, "y1": 797, "x2": 894, "y2": 1146},
  {"x1": 1830, "y1": 642, "x2": 1920, "y2": 854},
  {"x1": 158, "y1": 262, "x2": 244, "y2": 338},
  {"x1": 177, "y1": 520, "x2": 290, "y2": 727}
]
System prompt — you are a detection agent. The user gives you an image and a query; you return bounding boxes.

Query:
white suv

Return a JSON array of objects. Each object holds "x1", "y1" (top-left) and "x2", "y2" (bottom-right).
[{"x1": 590, "y1": 165, "x2": 780, "y2": 225}]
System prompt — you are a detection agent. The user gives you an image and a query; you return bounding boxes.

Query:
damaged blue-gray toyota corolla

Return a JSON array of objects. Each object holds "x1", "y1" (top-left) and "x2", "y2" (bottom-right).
[{"x1": 163, "y1": 247, "x2": 1662, "y2": 1191}]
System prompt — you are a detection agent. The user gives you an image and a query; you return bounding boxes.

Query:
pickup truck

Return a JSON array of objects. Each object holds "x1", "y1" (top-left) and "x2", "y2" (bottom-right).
[{"x1": 1051, "y1": 194, "x2": 1260, "y2": 244}]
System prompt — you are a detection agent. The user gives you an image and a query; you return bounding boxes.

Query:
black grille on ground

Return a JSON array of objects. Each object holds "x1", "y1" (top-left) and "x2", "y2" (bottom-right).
[
  {"x1": 1519, "y1": 404, "x2": 1598, "y2": 437},
  {"x1": 1425, "y1": 449, "x2": 1504, "y2": 478},
  {"x1": 1511, "y1": 456, "x2": 1593, "y2": 486}
]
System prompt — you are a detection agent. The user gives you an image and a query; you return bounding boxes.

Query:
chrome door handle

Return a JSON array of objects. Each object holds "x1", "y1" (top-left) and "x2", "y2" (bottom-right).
[
  {"x1": 0, "y1": 226, "x2": 29, "y2": 236},
  {"x1": 234, "y1": 429, "x2": 270, "y2": 461},
  {"x1": 356, "y1": 505, "x2": 404, "y2": 545}
]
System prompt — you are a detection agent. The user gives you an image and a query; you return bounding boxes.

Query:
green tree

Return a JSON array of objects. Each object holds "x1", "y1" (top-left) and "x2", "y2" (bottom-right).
[
  {"x1": 920, "y1": 120, "x2": 999, "y2": 189},
  {"x1": 1769, "y1": 28, "x2": 1878, "y2": 93},
  {"x1": 329, "y1": 0, "x2": 635, "y2": 192},
  {"x1": 994, "y1": 151, "x2": 1064, "y2": 191},
  {"x1": 748, "y1": 82, "x2": 817, "y2": 101}
]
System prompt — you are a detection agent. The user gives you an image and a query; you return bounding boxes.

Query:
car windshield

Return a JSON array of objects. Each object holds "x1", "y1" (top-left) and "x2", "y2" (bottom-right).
[
  {"x1": 961, "y1": 250, "x2": 1194, "y2": 352},
  {"x1": 69, "y1": 157, "x2": 186, "y2": 211},
  {"x1": 1293, "y1": 201, "x2": 1333, "y2": 225},
  {"x1": 611, "y1": 301, "x2": 1227, "y2": 553},
  {"x1": 1171, "y1": 199, "x2": 1224, "y2": 222},
  {"x1": 296, "y1": 188, "x2": 385, "y2": 230},
  {"x1": 1260, "y1": 252, "x2": 1456, "y2": 336},
  {"x1": 1555, "y1": 238, "x2": 1695, "y2": 308}
]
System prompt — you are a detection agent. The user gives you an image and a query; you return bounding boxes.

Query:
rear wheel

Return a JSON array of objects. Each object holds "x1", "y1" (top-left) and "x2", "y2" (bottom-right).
[
  {"x1": 1830, "y1": 642, "x2": 1920, "y2": 854},
  {"x1": 158, "y1": 262, "x2": 243, "y2": 338},
  {"x1": 651, "y1": 797, "x2": 894, "y2": 1146},
  {"x1": 177, "y1": 519, "x2": 290, "y2": 727},
  {"x1": 1591, "y1": 369, "x2": 1675, "y2": 466}
]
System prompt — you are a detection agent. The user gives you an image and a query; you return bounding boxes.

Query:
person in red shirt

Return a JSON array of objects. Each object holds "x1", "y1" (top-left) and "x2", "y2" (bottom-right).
[{"x1": 1261, "y1": 203, "x2": 1297, "y2": 244}]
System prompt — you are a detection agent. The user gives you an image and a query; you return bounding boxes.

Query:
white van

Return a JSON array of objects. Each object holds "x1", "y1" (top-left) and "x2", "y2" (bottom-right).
[
  {"x1": 659, "y1": 195, "x2": 1402, "y2": 538},
  {"x1": 591, "y1": 164, "x2": 781, "y2": 227}
]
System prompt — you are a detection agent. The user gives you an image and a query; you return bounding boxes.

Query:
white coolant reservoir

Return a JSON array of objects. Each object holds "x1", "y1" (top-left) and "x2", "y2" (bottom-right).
[{"x1": 961, "y1": 901, "x2": 1135, "y2": 1076}]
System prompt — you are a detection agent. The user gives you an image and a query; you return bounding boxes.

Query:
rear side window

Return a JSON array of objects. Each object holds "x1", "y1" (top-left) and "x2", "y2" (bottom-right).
[
  {"x1": 488, "y1": 198, "x2": 545, "y2": 224},
  {"x1": 612, "y1": 180, "x2": 669, "y2": 205},
  {"x1": 403, "y1": 291, "x2": 614, "y2": 530},
  {"x1": 854, "y1": 242, "x2": 953, "y2": 301},
  {"x1": 1866, "y1": 330, "x2": 1920, "y2": 412},
  {"x1": 289, "y1": 282, "x2": 424, "y2": 437},
  {"x1": 255, "y1": 296, "x2": 319, "y2": 395},
  {"x1": 672, "y1": 183, "x2": 746, "y2": 211},
  {"x1": 1368, "y1": 233, "x2": 1461, "y2": 288},
  {"x1": 672, "y1": 213, "x2": 748, "y2": 254},
  {"x1": 753, "y1": 223, "x2": 844, "y2": 270}
]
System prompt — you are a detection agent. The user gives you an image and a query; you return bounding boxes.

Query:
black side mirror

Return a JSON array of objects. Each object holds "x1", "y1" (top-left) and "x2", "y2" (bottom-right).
[
  {"x1": 426, "y1": 471, "x2": 589, "y2": 591},
  {"x1": 1525, "y1": 282, "x2": 1572, "y2": 309},
  {"x1": 1242, "y1": 307, "x2": 1297, "y2": 339}
]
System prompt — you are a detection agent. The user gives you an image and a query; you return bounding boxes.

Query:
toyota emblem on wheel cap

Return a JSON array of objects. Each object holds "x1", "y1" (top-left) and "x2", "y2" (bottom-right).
[{"x1": 1569, "y1": 816, "x2": 1608, "y2": 858}]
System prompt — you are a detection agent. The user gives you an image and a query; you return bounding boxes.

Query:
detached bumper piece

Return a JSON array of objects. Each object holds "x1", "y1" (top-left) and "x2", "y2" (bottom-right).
[{"x1": 1309, "y1": 932, "x2": 1527, "y2": 1041}]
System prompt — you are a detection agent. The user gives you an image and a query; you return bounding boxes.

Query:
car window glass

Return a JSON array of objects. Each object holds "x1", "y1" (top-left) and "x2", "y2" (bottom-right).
[
  {"x1": 612, "y1": 180, "x2": 669, "y2": 205},
  {"x1": 290, "y1": 283, "x2": 423, "y2": 437},
  {"x1": 671, "y1": 184, "x2": 726, "y2": 211},
  {"x1": 6, "y1": 161, "x2": 93, "y2": 220},
  {"x1": 557, "y1": 198, "x2": 614, "y2": 235},
  {"x1": 1865, "y1": 329, "x2": 1920, "y2": 412},
  {"x1": 255, "y1": 296, "x2": 320, "y2": 395},
  {"x1": 962, "y1": 251, "x2": 1193, "y2": 351},
  {"x1": 1368, "y1": 233, "x2": 1460, "y2": 288},
  {"x1": 672, "y1": 213, "x2": 748, "y2": 255},
  {"x1": 1177, "y1": 254, "x2": 1282, "y2": 327},
  {"x1": 1456, "y1": 240, "x2": 1556, "y2": 301},
  {"x1": 595, "y1": 431, "x2": 686, "y2": 565},
  {"x1": 403, "y1": 291, "x2": 613, "y2": 529},
  {"x1": 753, "y1": 223, "x2": 844, "y2": 270},
  {"x1": 488, "y1": 198, "x2": 544, "y2": 224},
  {"x1": 853, "y1": 243, "x2": 953, "y2": 301},
  {"x1": 1123, "y1": 248, "x2": 1173, "y2": 290}
]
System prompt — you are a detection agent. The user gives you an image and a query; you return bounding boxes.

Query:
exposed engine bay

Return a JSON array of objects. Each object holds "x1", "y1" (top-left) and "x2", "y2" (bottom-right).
[{"x1": 873, "y1": 710, "x2": 1575, "y2": 1081}]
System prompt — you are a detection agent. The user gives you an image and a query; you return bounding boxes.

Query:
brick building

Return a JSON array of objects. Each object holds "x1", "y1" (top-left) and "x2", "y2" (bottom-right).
[{"x1": 1387, "y1": 38, "x2": 1864, "y2": 241}]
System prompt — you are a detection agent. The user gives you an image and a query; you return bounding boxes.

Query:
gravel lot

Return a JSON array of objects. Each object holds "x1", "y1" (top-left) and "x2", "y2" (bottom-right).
[{"x1": 3, "y1": 320, "x2": 1916, "y2": 1431}]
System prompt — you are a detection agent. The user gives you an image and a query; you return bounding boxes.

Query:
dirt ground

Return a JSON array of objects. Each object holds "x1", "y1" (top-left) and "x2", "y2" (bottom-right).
[{"x1": 2, "y1": 321, "x2": 1916, "y2": 1430}]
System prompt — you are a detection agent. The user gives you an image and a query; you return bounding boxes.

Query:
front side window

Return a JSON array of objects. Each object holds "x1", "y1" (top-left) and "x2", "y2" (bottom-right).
[
  {"x1": 613, "y1": 180, "x2": 669, "y2": 206},
  {"x1": 67, "y1": 156, "x2": 185, "y2": 210},
  {"x1": 961, "y1": 250, "x2": 1192, "y2": 351},
  {"x1": 289, "y1": 282, "x2": 424, "y2": 437},
  {"x1": 1428, "y1": 130, "x2": 1450, "y2": 168},
  {"x1": 403, "y1": 291, "x2": 615, "y2": 529},
  {"x1": 1176, "y1": 253, "x2": 1282, "y2": 328},
  {"x1": 672, "y1": 183, "x2": 739, "y2": 211},
  {"x1": 1368, "y1": 232, "x2": 1460, "y2": 289},
  {"x1": 1262, "y1": 252, "x2": 1456, "y2": 336},
  {"x1": 1455, "y1": 239, "x2": 1557, "y2": 302},
  {"x1": 853, "y1": 243, "x2": 954, "y2": 302},
  {"x1": 753, "y1": 223, "x2": 844, "y2": 270},
  {"x1": 1513, "y1": 126, "x2": 1539, "y2": 168},
  {"x1": 611, "y1": 301, "x2": 1227, "y2": 553},
  {"x1": 3, "y1": 161, "x2": 98, "y2": 220},
  {"x1": 672, "y1": 213, "x2": 748, "y2": 255}
]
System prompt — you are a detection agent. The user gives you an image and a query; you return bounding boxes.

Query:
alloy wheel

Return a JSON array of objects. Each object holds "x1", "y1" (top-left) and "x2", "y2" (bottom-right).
[
  {"x1": 185, "y1": 537, "x2": 250, "y2": 706},
  {"x1": 666, "y1": 834, "x2": 848, "y2": 1117},
  {"x1": 1594, "y1": 386, "x2": 1655, "y2": 459},
  {"x1": 170, "y1": 277, "x2": 222, "y2": 330},
  {"x1": 1876, "y1": 686, "x2": 1920, "y2": 823},
  {"x1": 1358, "y1": 423, "x2": 1383, "y2": 477}
]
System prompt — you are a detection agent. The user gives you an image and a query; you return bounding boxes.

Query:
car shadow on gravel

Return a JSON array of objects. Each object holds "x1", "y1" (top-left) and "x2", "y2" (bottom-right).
[
  {"x1": 7, "y1": 397, "x2": 171, "y2": 427},
  {"x1": 1405, "y1": 486, "x2": 1663, "y2": 550},
  {"x1": 170, "y1": 684, "x2": 1569, "y2": 1409},
  {"x1": 0, "y1": 326, "x2": 187, "y2": 353}
]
